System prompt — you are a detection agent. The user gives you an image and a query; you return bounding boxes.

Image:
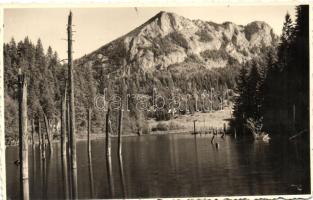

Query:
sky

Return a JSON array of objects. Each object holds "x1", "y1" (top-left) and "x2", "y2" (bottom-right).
[{"x1": 4, "y1": 6, "x2": 296, "y2": 60}]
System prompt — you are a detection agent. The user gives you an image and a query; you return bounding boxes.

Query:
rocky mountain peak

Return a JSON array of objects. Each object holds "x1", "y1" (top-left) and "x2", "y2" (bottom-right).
[{"x1": 77, "y1": 11, "x2": 278, "y2": 74}]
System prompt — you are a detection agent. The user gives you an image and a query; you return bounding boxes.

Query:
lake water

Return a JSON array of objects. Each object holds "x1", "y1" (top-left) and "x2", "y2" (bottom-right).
[{"x1": 6, "y1": 134, "x2": 310, "y2": 199}]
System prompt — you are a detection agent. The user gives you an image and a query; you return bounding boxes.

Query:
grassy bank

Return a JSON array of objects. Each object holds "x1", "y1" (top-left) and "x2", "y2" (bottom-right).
[{"x1": 148, "y1": 106, "x2": 233, "y2": 134}]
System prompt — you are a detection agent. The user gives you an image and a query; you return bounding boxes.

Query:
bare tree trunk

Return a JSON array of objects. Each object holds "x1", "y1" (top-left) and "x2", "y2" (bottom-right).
[
  {"x1": 88, "y1": 149, "x2": 94, "y2": 198},
  {"x1": 117, "y1": 108, "x2": 123, "y2": 157},
  {"x1": 39, "y1": 120, "x2": 46, "y2": 160},
  {"x1": 37, "y1": 120, "x2": 41, "y2": 154},
  {"x1": 61, "y1": 84, "x2": 67, "y2": 157},
  {"x1": 43, "y1": 113, "x2": 53, "y2": 153},
  {"x1": 221, "y1": 93, "x2": 224, "y2": 110},
  {"x1": 18, "y1": 72, "x2": 29, "y2": 200},
  {"x1": 210, "y1": 88, "x2": 213, "y2": 112},
  {"x1": 61, "y1": 154, "x2": 69, "y2": 199},
  {"x1": 31, "y1": 137, "x2": 36, "y2": 196},
  {"x1": 105, "y1": 108, "x2": 111, "y2": 158},
  {"x1": 31, "y1": 119, "x2": 35, "y2": 147},
  {"x1": 105, "y1": 108, "x2": 115, "y2": 197},
  {"x1": 67, "y1": 100, "x2": 71, "y2": 157},
  {"x1": 68, "y1": 11, "x2": 78, "y2": 199},
  {"x1": 42, "y1": 152, "x2": 48, "y2": 200},
  {"x1": 118, "y1": 154, "x2": 126, "y2": 198},
  {"x1": 193, "y1": 120, "x2": 196, "y2": 134},
  {"x1": 31, "y1": 118, "x2": 35, "y2": 180},
  {"x1": 195, "y1": 96, "x2": 198, "y2": 112},
  {"x1": 87, "y1": 108, "x2": 91, "y2": 157}
]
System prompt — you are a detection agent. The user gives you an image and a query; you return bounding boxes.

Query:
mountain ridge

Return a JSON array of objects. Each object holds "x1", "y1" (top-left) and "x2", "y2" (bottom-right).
[{"x1": 76, "y1": 11, "x2": 278, "y2": 74}]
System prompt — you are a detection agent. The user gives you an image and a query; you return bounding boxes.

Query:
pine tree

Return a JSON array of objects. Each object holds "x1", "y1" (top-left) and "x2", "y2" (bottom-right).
[
  {"x1": 290, "y1": 5, "x2": 309, "y2": 132},
  {"x1": 258, "y1": 49, "x2": 276, "y2": 116},
  {"x1": 233, "y1": 65, "x2": 248, "y2": 131},
  {"x1": 281, "y1": 13, "x2": 294, "y2": 45},
  {"x1": 278, "y1": 13, "x2": 294, "y2": 70},
  {"x1": 261, "y1": 6, "x2": 309, "y2": 135},
  {"x1": 246, "y1": 61, "x2": 261, "y2": 119}
]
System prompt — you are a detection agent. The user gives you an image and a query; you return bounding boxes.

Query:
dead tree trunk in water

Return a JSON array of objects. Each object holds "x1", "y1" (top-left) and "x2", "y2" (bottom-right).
[
  {"x1": 42, "y1": 151, "x2": 49, "y2": 200},
  {"x1": 18, "y1": 71, "x2": 29, "y2": 200},
  {"x1": 118, "y1": 153, "x2": 126, "y2": 198},
  {"x1": 43, "y1": 113, "x2": 53, "y2": 153},
  {"x1": 67, "y1": 101, "x2": 71, "y2": 156},
  {"x1": 61, "y1": 154, "x2": 69, "y2": 199},
  {"x1": 68, "y1": 11, "x2": 78, "y2": 199},
  {"x1": 105, "y1": 107, "x2": 114, "y2": 197},
  {"x1": 117, "y1": 108, "x2": 123, "y2": 157},
  {"x1": 193, "y1": 120, "x2": 197, "y2": 134},
  {"x1": 87, "y1": 108, "x2": 91, "y2": 157},
  {"x1": 61, "y1": 84, "x2": 67, "y2": 157},
  {"x1": 88, "y1": 147, "x2": 94, "y2": 198},
  {"x1": 68, "y1": 10, "x2": 77, "y2": 170},
  {"x1": 39, "y1": 120, "x2": 46, "y2": 160},
  {"x1": 105, "y1": 107, "x2": 111, "y2": 158},
  {"x1": 87, "y1": 108, "x2": 94, "y2": 197},
  {"x1": 31, "y1": 119, "x2": 35, "y2": 147},
  {"x1": 37, "y1": 119, "x2": 42, "y2": 153}
]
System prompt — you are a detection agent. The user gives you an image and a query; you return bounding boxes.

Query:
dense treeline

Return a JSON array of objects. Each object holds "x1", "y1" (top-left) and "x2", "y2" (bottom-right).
[
  {"x1": 232, "y1": 5, "x2": 309, "y2": 138},
  {"x1": 3, "y1": 35, "x2": 275, "y2": 140},
  {"x1": 4, "y1": 38, "x2": 63, "y2": 138},
  {"x1": 4, "y1": 36, "x2": 239, "y2": 139},
  {"x1": 4, "y1": 37, "x2": 100, "y2": 139}
]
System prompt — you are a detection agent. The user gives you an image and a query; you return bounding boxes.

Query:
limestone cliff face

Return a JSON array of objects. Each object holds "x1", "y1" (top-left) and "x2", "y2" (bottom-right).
[{"x1": 76, "y1": 11, "x2": 278, "y2": 73}]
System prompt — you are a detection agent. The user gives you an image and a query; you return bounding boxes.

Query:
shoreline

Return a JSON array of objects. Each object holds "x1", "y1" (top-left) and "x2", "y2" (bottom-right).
[
  {"x1": 5, "y1": 130, "x2": 195, "y2": 147},
  {"x1": 6, "y1": 106, "x2": 232, "y2": 147}
]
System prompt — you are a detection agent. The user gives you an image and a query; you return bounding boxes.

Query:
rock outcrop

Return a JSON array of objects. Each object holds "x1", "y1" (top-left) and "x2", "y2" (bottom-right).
[{"x1": 76, "y1": 11, "x2": 278, "y2": 73}]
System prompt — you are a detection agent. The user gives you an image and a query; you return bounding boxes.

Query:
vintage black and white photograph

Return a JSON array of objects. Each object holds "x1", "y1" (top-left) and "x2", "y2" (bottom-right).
[{"x1": 3, "y1": 5, "x2": 311, "y2": 199}]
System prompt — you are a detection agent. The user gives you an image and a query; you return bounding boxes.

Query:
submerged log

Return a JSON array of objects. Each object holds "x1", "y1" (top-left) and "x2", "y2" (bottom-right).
[{"x1": 289, "y1": 129, "x2": 307, "y2": 140}]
